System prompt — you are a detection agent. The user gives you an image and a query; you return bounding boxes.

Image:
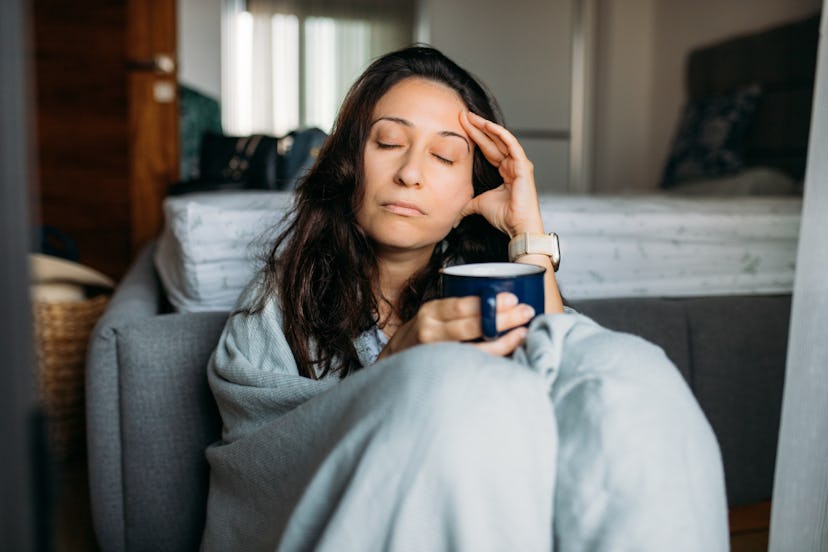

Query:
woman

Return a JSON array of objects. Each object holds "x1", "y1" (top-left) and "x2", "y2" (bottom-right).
[{"x1": 202, "y1": 46, "x2": 727, "y2": 551}]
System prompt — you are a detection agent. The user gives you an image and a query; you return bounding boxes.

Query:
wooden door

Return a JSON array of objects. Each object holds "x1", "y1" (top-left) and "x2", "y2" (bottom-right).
[
  {"x1": 127, "y1": 0, "x2": 179, "y2": 255},
  {"x1": 34, "y1": 0, "x2": 178, "y2": 279}
]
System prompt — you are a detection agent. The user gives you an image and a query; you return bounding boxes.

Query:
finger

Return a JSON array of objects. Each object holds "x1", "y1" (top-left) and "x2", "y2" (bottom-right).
[
  {"x1": 496, "y1": 303, "x2": 536, "y2": 333},
  {"x1": 423, "y1": 295, "x2": 481, "y2": 321},
  {"x1": 465, "y1": 111, "x2": 510, "y2": 157},
  {"x1": 417, "y1": 293, "x2": 522, "y2": 342},
  {"x1": 427, "y1": 292, "x2": 519, "y2": 320},
  {"x1": 430, "y1": 298, "x2": 531, "y2": 342},
  {"x1": 467, "y1": 112, "x2": 531, "y2": 166},
  {"x1": 456, "y1": 185, "x2": 508, "y2": 222},
  {"x1": 456, "y1": 195, "x2": 481, "y2": 222},
  {"x1": 461, "y1": 111, "x2": 509, "y2": 163},
  {"x1": 474, "y1": 326, "x2": 528, "y2": 357},
  {"x1": 418, "y1": 316, "x2": 483, "y2": 343}
]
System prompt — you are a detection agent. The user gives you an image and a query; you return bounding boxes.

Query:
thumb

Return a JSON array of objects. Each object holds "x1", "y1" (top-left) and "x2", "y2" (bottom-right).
[{"x1": 455, "y1": 196, "x2": 482, "y2": 227}]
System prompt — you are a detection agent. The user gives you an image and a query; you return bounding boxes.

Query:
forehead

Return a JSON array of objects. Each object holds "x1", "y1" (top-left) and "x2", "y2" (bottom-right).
[{"x1": 373, "y1": 77, "x2": 466, "y2": 119}]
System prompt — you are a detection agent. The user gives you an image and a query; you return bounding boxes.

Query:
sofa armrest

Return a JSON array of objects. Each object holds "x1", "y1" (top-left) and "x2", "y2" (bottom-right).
[
  {"x1": 86, "y1": 243, "x2": 227, "y2": 551},
  {"x1": 98, "y1": 243, "x2": 164, "y2": 324},
  {"x1": 87, "y1": 245, "x2": 160, "y2": 551}
]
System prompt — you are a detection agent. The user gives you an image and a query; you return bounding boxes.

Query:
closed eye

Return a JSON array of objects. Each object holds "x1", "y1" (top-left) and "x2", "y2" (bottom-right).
[
  {"x1": 432, "y1": 153, "x2": 454, "y2": 165},
  {"x1": 377, "y1": 142, "x2": 401, "y2": 149}
]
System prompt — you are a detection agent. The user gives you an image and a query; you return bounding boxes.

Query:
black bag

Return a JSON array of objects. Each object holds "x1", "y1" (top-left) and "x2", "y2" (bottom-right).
[
  {"x1": 168, "y1": 129, "x2": 328, "y2": 195},
  {"x1": 169, "y1": 132, "x2": 279, "y2": 195},
  {"x1": 198, "y1": 132, "x2": 279, "y2": 189},
  {"x1": 277, "y1": 127, "x2": 328, "y2": 190}
]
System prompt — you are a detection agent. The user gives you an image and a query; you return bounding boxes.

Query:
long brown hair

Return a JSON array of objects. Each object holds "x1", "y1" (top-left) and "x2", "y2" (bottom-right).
[{"x1": 250, "y1": 46, "x2": 509, "y2": 379}]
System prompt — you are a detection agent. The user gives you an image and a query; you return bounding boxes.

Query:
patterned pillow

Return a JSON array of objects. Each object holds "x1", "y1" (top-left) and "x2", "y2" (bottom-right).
[{"x1": 661, "y1": 84, "x2": 762, "y2": 188}]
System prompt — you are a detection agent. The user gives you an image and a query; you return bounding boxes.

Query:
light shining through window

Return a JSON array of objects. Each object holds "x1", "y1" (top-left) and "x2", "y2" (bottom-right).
[
  {"x1": 223, "y1": 3, "x2": 410, "y2": 137},
  {"x1": 272, "y1": 14, "x2": 299, "y2": 136}
]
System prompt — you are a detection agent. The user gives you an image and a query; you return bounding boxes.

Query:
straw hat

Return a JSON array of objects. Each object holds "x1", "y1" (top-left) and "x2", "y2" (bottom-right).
[{"x1": 29, "y1": 254, "x2": 115, "y2": 302}]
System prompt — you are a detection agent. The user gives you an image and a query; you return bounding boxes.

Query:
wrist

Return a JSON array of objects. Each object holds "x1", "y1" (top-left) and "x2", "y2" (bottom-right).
[
  {"x1": 508, "y1": 223, "x2": 545, "y2": 239},
  {"x1": 506, "y1": 213, "x2": 545, "y2": 239},
  {"x1": 514, "y1": 253, "x2": 553, "y2": 270}
]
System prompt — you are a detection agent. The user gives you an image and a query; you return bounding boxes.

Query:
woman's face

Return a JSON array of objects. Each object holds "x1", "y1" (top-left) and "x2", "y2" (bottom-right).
[{"x1": 357, "y1": 77, "x2": 474, "y2": 258}]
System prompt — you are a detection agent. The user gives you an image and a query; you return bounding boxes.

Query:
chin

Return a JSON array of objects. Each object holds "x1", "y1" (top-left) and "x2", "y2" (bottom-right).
[
  {"x1": 372, "y1": 230, "x2": 450, "y2": 254},
  {"x1": 367, "y1": 220, "x2": 450, "y2": 249}
]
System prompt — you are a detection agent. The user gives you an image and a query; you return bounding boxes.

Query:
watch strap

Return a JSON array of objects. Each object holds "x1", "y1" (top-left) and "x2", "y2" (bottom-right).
[{"x1": 508, "y1": 232, "x2": 560, "y2": 271}]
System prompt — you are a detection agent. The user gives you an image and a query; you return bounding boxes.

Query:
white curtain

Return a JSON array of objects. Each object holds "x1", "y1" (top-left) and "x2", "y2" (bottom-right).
[
  {"x1": 768, "y1": 7, "x2": 828, "y2": 551},
  {"x1": 222, "y1": 0, "x2": 415, "y2": 136}
]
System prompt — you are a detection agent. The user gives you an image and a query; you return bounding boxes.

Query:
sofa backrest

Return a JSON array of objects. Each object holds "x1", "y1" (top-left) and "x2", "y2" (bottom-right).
[{"x1": 575, "y1": 295, "x2": 791, "y2": 507}]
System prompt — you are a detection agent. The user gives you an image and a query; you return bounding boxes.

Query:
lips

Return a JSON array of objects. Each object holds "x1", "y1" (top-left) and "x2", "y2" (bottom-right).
[{"x1": 381, "y1": 201, "x2": 426, "y2": 216}]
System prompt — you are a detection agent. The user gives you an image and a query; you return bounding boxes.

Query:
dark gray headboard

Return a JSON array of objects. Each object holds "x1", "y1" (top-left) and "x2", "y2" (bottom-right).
[{"x1": 686, "y1": 13, "x2": 821, "y2": 180}]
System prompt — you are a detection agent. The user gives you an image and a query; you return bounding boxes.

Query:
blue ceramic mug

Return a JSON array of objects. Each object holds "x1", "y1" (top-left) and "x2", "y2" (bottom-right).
[{"x1": 441, "y1": 262, "x2": 545, "y2": 340}]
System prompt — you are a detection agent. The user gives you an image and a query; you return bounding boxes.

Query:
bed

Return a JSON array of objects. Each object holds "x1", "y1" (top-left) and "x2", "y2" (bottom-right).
[
  {"x1": 661, "y1": 13, "x2": 818, "y2": 193},
  {"x1": 85, "y1": 13, "x2": 819, "y2": 551},
  {"x1": 154, "y1": 190, "x2": 802, "y2": 312}
]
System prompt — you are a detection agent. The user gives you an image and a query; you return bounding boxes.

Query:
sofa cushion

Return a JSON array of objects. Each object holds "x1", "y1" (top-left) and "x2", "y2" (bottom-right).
[
  {"x1": 573, "y1": 298, "x2": 691, "y2": 383},
  {"x1": 686, "y1": 295, "x2": 790, "y2": 506},
  {"x1": 117, "y1": 313, "x2": 226, "y2": 551}
]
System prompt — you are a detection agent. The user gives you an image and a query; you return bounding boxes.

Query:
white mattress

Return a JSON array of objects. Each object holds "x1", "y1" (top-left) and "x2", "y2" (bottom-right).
[
  {"x1": 538, "y1": 195, "x2": 800, "y2": 300},
  {"x1": 155, "y1": 192, "x2": 294, "y2": 312},
  {"x1": 155, "y1": 191, "x2": 801, "y2": 312}
]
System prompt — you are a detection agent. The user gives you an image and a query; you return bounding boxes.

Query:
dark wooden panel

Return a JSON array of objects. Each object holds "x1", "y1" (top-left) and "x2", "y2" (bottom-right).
[
  {"x1": 127, "y1": 0, "x2": 179, "y2": 253},
  {"x1": 33, "y1": 0, "x2": 178, "y2": 280},
  {"x1": 729, "y1": 500, "x2": 772, "y2": 534},
  {"x1": 33, "y1": 0, "x2": 131, "y2": 278}
]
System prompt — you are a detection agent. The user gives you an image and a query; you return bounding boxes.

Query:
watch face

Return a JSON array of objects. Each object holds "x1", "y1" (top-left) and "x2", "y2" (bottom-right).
[
  {"x1": 552, "y1": 237, "x2": 561, "y2": 270},
  {"x1": 548, "y1": 233, "x2": 560, "y2": 270}
]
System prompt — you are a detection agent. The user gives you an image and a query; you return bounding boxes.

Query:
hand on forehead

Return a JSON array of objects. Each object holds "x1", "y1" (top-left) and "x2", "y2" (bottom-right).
[{"x1": 460, "y1": 111, "x2": 528, "y2": 168}]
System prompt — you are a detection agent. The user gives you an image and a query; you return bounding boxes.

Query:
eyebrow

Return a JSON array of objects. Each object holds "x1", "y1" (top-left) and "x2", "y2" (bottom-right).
[{"x1": 372, "y1": 116, "x2": 470, "y2": 152}]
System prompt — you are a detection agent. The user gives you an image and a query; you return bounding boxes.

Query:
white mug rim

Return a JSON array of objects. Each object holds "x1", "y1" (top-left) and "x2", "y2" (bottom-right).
[{"x1": 440, "y1": 262, "x2": 545, "y2": 278}]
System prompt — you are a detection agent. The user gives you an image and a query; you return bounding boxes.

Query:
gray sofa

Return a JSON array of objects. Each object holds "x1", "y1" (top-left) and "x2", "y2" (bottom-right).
[{"x1": 86, "y1": 244, "x2": 791, "y2": 551}]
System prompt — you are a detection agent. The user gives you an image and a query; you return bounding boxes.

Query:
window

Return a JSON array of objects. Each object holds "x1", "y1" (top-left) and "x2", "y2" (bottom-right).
[{"x1": 222, "y1": 0, "x2": 414, "y2": 136}]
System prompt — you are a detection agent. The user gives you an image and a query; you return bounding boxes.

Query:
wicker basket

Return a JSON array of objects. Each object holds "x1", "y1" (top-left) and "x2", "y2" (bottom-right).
[{"x1": 32, "y1": 294, "x2": 110, "y2": 461}]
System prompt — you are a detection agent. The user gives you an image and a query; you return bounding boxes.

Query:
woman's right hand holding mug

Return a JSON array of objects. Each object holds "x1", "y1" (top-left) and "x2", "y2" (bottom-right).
[{"x1": 377, "y1": 293, "x2": 534, "y2": 360}]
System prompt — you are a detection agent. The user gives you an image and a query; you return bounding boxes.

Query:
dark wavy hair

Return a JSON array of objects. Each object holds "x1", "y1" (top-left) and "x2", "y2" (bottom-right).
[{"x1": 250, "y1": 45, "x2": 509, "y2": 379}]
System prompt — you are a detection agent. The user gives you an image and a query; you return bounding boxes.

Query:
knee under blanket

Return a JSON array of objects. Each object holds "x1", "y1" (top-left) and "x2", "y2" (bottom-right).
[{"x1": 202, "y1": 284, "x2": 728, "y2": 551}]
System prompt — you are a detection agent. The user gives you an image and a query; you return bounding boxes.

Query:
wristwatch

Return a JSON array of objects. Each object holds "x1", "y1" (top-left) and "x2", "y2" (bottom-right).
[{"x1": 508, "y1": 232, "x2": 561, "y2": 271}]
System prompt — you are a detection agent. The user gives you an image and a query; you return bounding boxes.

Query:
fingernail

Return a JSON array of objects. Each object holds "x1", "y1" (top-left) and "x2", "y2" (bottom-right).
[
  {"x1": 517, "y1": 327, "x2": 529, "y2": 339},
  {"x1": 523, "y1": 305, "x2": 536, "y2": 318},
  {"x1": 503, "y1": 293, "x2": 519, "y2": 307}
]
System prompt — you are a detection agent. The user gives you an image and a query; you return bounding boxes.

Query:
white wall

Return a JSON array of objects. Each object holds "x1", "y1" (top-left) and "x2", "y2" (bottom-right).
[
  {"x1": 592, "y1": 0, "x2": 655, "y2": 193},
  {"x1": 418, "y1": 0, "x2": 574, "y2": 193},
  {"x1": 178, "y1": 0, "x2": 222, "y2": 99}
]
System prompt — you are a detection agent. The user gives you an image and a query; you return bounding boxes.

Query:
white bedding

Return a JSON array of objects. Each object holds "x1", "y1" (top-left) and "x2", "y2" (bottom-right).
[
  {"x1": 539, "y1": 195, "x2": 800, "y2": 300},
  {"x1": 155, "y1": 191, "x2": 801, "y2": 312},
  {"x1": 155, "y1": 192, "x2": 293, "y2": 312}
]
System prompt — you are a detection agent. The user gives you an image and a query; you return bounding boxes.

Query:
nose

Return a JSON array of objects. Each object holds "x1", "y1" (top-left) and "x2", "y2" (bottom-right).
[{"x1": 394, "y1": 150, "x2": 423, "y2": 187}]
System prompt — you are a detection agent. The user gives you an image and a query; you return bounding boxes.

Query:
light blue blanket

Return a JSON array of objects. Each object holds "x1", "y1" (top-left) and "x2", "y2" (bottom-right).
[{"x1": 202, "y1": 281, "x2": 728, "y2": 551}]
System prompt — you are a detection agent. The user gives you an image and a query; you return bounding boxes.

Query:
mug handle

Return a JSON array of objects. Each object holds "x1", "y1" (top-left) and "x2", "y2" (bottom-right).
[{"x1": 481, "y1": 285, "x2": 499, "y2": 340}]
